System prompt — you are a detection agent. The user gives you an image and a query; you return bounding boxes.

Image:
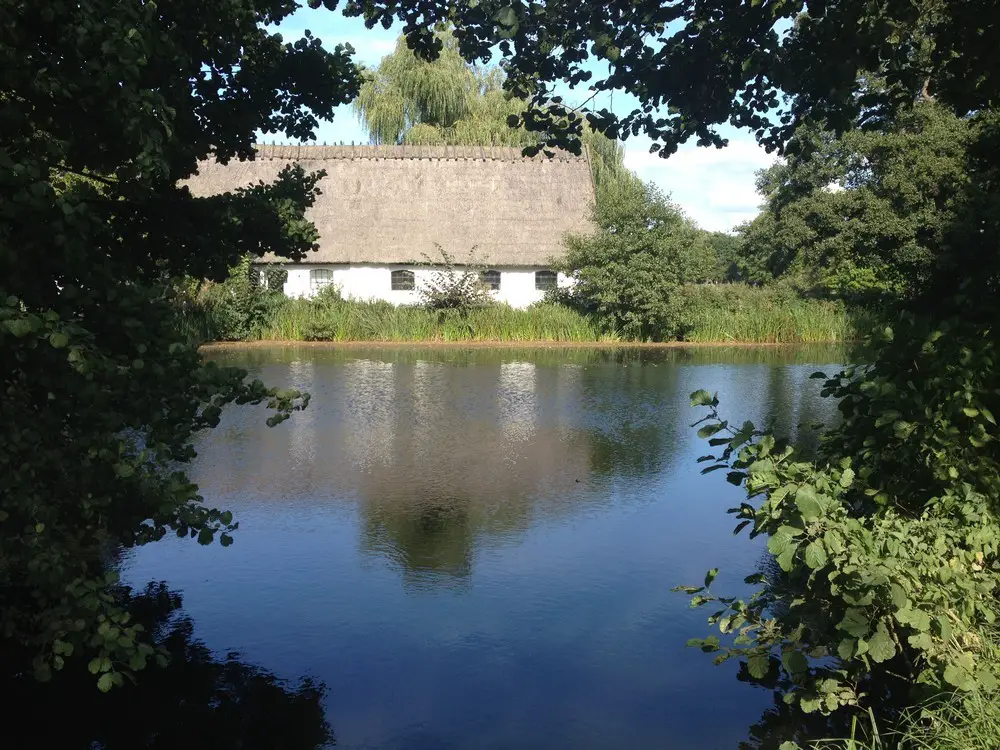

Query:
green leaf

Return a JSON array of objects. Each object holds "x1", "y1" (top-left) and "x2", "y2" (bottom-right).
[
  {"x1": 799, "y1": 694, "x2": 822, "y2": 713},
  {"x1": 97, "y1": 672, "x2": 115, "y2": 692},
  {"x1": 794, "y1": 485, "x2": 824, "y2": 520},
  {"x1": 837, "y1": 638, "x2": 857, "y2": 660},
  {"x1": 890, "y1": 583, "x2": 908, "y2": 610},
  {"x1": 704, "y1": 568, "x2": 719, "y2": 588},
  {"x1": 690, "y1": 389, "x2": 715, "y2": 406},
  {"x1": 4, "y1": 318, "x2": 34, "y2": 337},
  {"x1": 839, "y1": 608, "x2": 869, "y2": 637},
  {"x1": 776, "y1": 544, "x2": 798, "y2": 572},
  {"x1": 758, "y1": 434, "x2": 775, "y2": 457},
  {"x1": 804, "y1": 540, "x2": 828, "y2": 570},
  {"x1": 747, "y1": 654, "x2": 770, "y2": 679},
  {"x1": 49, "y1": 331, "x2": 69, "y2": 348},
  {"x1": 839, "y1": 467, "x2": 855, "y2": 488},
  {"x1": 943, "y1": 660, "x2": 974, "y2": 690},
  {"x1": 197, "y1": 528, "x2": 214, "y2": 545},
  {"x1": 782, "y1": 649, "x2": 808, "y2": 674},
  {"x1": 495, "y1": 6, "x2": 517, "y2": 27},
  {"x1": 697, "y1": 422, "x2": 726, "y2": 439},
  {"x1": 868, "y1": 622, "x2": 897, "y2": 663},
  {"x1": 114, "y1": 463, "x2": 135, "y2": 479}
]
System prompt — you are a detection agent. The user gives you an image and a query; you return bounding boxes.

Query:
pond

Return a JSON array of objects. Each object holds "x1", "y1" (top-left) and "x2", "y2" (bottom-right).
[{"x1": 123, "y1": 345, "x2": 851, "y2": 749}]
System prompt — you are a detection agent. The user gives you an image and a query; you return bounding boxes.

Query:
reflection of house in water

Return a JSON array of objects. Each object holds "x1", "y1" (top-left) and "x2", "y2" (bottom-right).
[
  {"x1": 191, "y1": 350, "x2": 687, "y2": 589},
  {"x1": 349, "y1": 359, "x2": 592, "y2": 589}
]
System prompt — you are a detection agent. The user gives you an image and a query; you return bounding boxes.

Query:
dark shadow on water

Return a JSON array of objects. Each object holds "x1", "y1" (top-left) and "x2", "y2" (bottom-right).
[{"x1": 3, "y1": 582, "x2": 332, "y2": 750}]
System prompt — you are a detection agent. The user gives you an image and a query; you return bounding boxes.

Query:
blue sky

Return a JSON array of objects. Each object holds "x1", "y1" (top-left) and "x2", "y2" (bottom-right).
[{"x1": 270, "y1": 8, "x2": 775, "y2": 233}]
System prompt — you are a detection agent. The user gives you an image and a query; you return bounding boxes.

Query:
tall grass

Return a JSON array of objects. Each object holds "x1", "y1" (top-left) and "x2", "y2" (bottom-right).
[
  {"x1": 250, "y1": 297, "x2": 611, "y2": 343},
  {"x1": 806, "y1": 630, "x2": 1000, "y2": 750},
  {"x1": 184, "y1": 283, "x2": 876, "y2": 345},
  {"x1": 678, "y1": 284, "x2": 874, "y2": 344}
]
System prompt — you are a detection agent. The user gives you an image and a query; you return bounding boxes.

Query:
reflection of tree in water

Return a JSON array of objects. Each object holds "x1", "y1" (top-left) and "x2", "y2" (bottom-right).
[
  {"x1": 362, "y1": 497, "x2": 474, "y2": 588},
  {"x1": 579, "y1": 353, "x2": 682, "y2": 478},
  {"x1": 586, "y1": 423, "x2": 668, "y2": 477},
  {"x1": 4, "y1": 583, "x2": 332, "y2": 749}
]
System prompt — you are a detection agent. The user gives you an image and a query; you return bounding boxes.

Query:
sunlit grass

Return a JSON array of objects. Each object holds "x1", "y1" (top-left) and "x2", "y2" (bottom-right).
[
  {"x1": 679, "y1": 284, "x2": 874, "y2": 344},
  {"x1": 253, "y1": 298, "x2": 612, "y2": 343},
  {"x1": 181, "y1": 284, "x2": 877, "y2": 345}
]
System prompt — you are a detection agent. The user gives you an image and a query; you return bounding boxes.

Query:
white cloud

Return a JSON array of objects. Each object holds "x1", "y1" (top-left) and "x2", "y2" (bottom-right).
[{"x1": 623, "y1": 136, "x2": 776, "y2": 232}]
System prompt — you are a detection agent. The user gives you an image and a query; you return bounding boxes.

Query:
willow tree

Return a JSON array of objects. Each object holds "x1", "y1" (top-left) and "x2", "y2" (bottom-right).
[{"x1": 353, "y1": 30, "x2": 633, "y2": 194}]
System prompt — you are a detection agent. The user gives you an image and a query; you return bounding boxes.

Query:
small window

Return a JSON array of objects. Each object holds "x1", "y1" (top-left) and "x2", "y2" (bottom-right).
[
  {"x1": 391, "y1": 269, "x2": 415, "y2": 291},
  {"x1": 480, "y1": 269, "x2": 501, "y2": 291},
  {"x1": 310, "y1": 268, "x2": 333, "y2": 293},
  {"x1": 535, "y1": 269, "x2": 558, "y2": 291}
]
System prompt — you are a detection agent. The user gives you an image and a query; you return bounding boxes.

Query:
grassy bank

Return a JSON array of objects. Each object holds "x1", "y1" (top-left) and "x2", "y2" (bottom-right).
[
  {"x1": 804, "y1": 630, "x2": 1000, "y2": 750},
  {"x1": 678, "y1": 284, "x2": 872, "y2": 344},
  {"x1": 182, "y1": 283, "x2": 872, "y2": 345},
  {"x1": 184, "y1": 295, "x2": 612, "y2": 343}
]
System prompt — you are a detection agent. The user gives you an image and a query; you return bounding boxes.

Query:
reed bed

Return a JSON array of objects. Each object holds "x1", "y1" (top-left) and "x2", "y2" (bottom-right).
[
  {"x1": 678, "y1": 284, "x2": 874, "y2": 344},
  {"x1": 182, "y1": 284, "x2": 875, "y2": 345},
  {"x1": 231, "y1": 298, "x2": 610, "y2": 343}
]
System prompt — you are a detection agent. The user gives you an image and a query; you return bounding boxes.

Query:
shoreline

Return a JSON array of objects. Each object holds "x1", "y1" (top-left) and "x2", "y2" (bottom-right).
[{"x1": 199, "y1": 339, "x2": 853, "y2": 350}]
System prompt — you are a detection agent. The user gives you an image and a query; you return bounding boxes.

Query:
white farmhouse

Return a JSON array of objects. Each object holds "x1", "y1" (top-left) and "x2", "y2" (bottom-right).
[{"x1": 186, "y1": 144, "x2": 596, "y2": 308}]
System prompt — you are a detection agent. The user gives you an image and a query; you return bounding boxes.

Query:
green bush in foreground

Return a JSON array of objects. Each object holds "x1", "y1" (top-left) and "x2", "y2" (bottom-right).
[{"x1": 679, "y1": 308, "x2": 1000, "y2": 731}]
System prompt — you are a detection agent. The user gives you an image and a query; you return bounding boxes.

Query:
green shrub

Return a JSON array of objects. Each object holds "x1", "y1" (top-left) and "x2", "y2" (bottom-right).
[
  {"x1": 417, "y1": 245, "x2": 495, "y2": 312},
  {"x1": 680, "y1": 308, "x2": 1000, "y2": 725},
  {"x1": 197, "y1": 257, "x2": 285, "y2": 341},
  {"x1": 559, "y1": 180, "x2": 697, "y2": 340}
]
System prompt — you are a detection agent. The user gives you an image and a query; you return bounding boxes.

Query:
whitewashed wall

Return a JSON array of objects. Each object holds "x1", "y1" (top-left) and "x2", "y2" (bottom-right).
[{"x1": 272, "y1": 264, "x2": 572, "y2": 309}]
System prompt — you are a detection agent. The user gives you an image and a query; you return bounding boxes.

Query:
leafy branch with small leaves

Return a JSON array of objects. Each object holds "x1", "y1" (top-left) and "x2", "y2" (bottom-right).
[{"x1": 676, "y1": 312, "x2": 1000, "y2": 720}]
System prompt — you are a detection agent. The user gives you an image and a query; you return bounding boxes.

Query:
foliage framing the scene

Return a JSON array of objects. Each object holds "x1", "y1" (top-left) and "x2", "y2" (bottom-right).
[
  {"x1": 681, "y1": 310, "x2": 1000, "y2": 714},
  {"x1": 1, "y1": 0, "x2": 359, "y2": 689}
]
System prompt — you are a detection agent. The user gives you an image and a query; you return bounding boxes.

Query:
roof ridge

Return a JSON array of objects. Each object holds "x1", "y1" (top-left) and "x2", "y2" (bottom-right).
[{"x1": 252, "y1": 143, "x2": 587, "y2": 162}]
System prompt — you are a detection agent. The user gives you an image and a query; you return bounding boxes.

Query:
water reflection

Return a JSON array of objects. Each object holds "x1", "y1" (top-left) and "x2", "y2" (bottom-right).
[
  {"x1": 5, "y1": 583, "x2": 331, "y2": 749},
  {"x1": 195, "y1": 346, "x2": 849, "y2": 591},
  {"x1": 122, "y1": 344, "x2": 853, "y2": 748}
]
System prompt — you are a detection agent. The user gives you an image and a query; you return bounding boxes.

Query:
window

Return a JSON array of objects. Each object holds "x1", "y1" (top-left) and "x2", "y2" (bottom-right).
[
  {"x1": 480, "y1": 269, "x2": 501, "y2": 291},
  {"x1": 534, "y1": 269, "x2": 558, "y2": 291},
  {"x1": 310, "y1": 268, "x2": 333, "y2": 293},
  {"x1": 391, "y1": 269, "x2": 415, "y2": 291}
]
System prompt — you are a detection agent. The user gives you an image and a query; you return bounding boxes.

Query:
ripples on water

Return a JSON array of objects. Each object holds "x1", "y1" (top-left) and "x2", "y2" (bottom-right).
[{"x1": 122, "y1": 345, "x2": 850, "y2": 749}]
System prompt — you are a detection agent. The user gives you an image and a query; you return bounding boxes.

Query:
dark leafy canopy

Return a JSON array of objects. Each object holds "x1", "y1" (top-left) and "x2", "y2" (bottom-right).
[
  {"x1": 1, "y1": 0, "x2": 358, "y2": 687},
  {"x1": 341, "y1": 0, "x2": 1000, "y2": 156},
  {"x1": 736, "y1": 102, "x2": 975, "y2": 301}
]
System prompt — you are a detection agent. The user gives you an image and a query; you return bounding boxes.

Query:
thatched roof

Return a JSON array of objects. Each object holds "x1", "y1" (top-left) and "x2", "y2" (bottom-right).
[{"x1": 183, "y1": 144, "x2": 595, "y2": 266}]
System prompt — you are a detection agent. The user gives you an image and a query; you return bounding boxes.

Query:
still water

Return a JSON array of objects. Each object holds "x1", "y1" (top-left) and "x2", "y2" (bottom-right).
[{"x1": 124, "y1": 345, "x2": 848, "y2": 749}]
